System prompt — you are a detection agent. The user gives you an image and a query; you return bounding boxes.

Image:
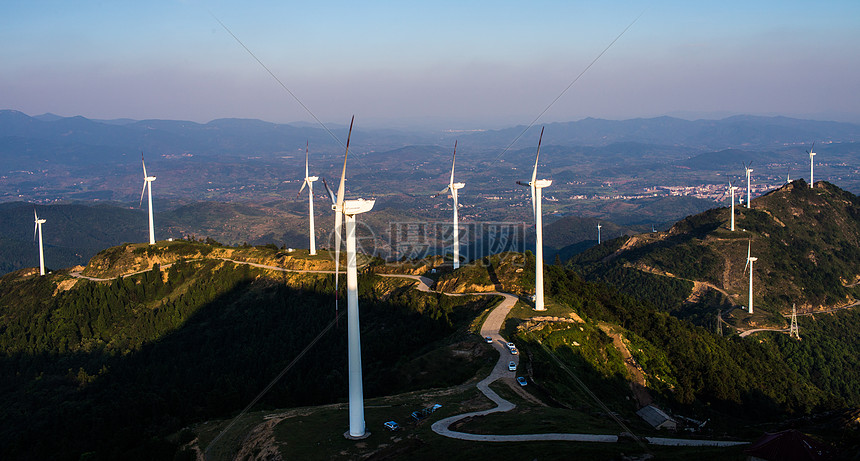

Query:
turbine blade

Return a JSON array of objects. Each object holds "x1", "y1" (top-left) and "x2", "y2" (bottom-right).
[
  {"x1": 431, "y1": 186, "x2": 450, "y2": 198},
  {"x1": 305, "y1": 140, "x2": 310, "y2": 178},
  {"x1": 515, "y1": 181, "x2": 530, "y2": 187},
  {"x1": 335, "y1": 116, "x2": 354, "y2": 209},
  {"x1": 531, "y1": 186, "x2": 536, "y2": 221},
  {"x1": 298, "y1": 179, "x2": 307, "y2": 198},
  {"x1": 322, "y1": 178, "x2": 336, "y2": 204},
  {"x1": 141, "y1": 152, "x2": 147, "y2": 178},
  {"x1": 449, "y1": 140, "x2": 457, "y2": 186},
  {"x1": 139, "y1": 181, "x2": 147, "y2": 207},
  {"x1": 810, "y1": 141, "x2": 815, "y2": 153},
  {"x1": 33, "y1": 209, "x2": 38, "y2": 241},
  {"x1": 531, "y1": 126, "x2": 544, "y2": 185},
  {"x1": 747, "y1": 240, "x2": 751, "y2": 260}
]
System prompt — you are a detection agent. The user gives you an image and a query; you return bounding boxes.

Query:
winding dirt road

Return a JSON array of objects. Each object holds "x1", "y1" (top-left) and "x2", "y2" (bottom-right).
[{"x1": 69, "y1": 260, "x2": 746, "y2": 448}]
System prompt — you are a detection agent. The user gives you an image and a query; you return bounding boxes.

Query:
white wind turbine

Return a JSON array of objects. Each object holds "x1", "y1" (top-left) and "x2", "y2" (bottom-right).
[
  {"x1": 743, "y1": 239, "x2": 757, "y2": 314},
  {"x1": 516, "y1": 127, "x2": 551, "y2": 312},
  {"x1": 322, "y1": 116, "x2": 375, "y2": 439},
  {"x1": 597, "y1": 223, "x2": 602, "y2": 244},
  {"x1": 807, "y1": 142, "x2": 816, "y2": 188},
  {"x1": 34, "y1": 208, "x2": 46, "y2": 276},
  {"x1": 728, "y1": 179, "x2": 739, "y2": 231},
  {"x1": 432, "y1": 141, "x2": 465, "y2": 269},
  {"x1": 297, "y1": 142, "x2": 319, "y2": 255},
  {"x1": 140, "y1": 154, "x2": 156, "y2": 245},
  {"x1": 743, "y1": 162, "x2": 753, "y2": 209}
]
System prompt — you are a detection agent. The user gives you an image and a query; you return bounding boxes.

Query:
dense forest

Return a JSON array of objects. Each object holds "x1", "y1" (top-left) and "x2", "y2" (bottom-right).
[
  {"x1": 0, "y1": 259, "x2": 496, "y2": 460},
  {"x1": 516, "y1": 264, "x2": 860, "y2": 425}
]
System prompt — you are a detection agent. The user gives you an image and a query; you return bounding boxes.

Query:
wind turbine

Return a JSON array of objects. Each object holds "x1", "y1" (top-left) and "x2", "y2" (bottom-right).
[
  {"x1": 140, "y1": 154, "x2": 156, "y2": 245},
  {"x1": 807, "y1": 142, "x2": 816, "y2": 188},
  {"x1": 728, "y1": 180, "x2": 739, "y2": 231},
  {"x1": 322, "y1": 116, "x2": 375, "y2": 439},
  {"x1": 743, "y1": 239, "x2": 757, "y2": 314},
  {"x1": 786, "y1": 167, "x2": 791, "y2": 184},
  {"x1": 516, "y1": 127, "x2": 551, "y2": 311},
  {"x1": 297, "y1": 142, "x2": 319, "y2": 255},
  {"x1": 743, "y1": 162, "x2": 753, "y2": 209},
  {"x1": 432, "y1": 141, "x2": 465, "y2": 269},
  {"x1": 597, "y1": 223, "x2": 602, "y2": 244},
  {"x1": 34, "y1": 208, "x2": 46, "y2": 276}
]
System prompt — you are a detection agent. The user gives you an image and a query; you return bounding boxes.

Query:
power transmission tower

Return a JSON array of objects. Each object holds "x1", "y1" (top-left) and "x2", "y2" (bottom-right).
[{"x1": 789, "y1": 303, "x2": 800, "y2": 339}]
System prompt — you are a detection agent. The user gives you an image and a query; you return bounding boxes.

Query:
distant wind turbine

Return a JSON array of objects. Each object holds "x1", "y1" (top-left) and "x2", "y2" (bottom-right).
[
  {"x1": 807, "y1": 142, "x2": 816, "y2": 188},
  {"x1": 786, "y1": 167, "x2": 791, "y2": 184},
  {"x1": 297, "y1": 142, "x2": 319, "y2": 255},
  {"x1": 34, "y1": 208, "x2": 46, "y2": 276},
  {"x1": 597, "y1": 223, "x2": 602, "y2": 244},
  {"x1": 432, "y1": 141, "x2": 465, "y2": 269},
  {"x1": 743, "y1": 239, "x2": 757, "y2": 314},
  {"x1": 140, "y1": 154, "x2": 156, "y2": 245},
  {"x1": 728, "y1": 180, "x2": 739, "y2": 231},
  {"x1": 516, "y1": 127, "x2": 552, "y2": 311},
  {"x1": 743, "y1": 162, "x2": 753, "y2": 209},
  {"x1": 322, "y1": 116, "x2": 375, "y2": 439}
]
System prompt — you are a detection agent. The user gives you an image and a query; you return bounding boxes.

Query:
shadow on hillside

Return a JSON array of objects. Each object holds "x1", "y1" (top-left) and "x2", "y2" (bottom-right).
[{"x1": 0, "y1": 266, "x2": 494, "y2": 461}]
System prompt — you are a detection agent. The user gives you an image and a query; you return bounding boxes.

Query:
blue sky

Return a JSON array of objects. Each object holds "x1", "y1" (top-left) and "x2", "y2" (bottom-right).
[{"x1": 2, "y1": 0, "x2": 859, "y2": 128}]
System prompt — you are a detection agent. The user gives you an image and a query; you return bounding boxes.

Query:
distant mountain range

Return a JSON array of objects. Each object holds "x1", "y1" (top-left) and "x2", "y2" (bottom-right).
[{"x1": 3, "y1": 110, "x2": 859, "y2": 169}]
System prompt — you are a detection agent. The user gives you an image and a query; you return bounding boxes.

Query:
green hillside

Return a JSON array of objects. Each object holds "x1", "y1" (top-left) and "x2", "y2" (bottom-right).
[
  {"x1": 0, "y1": 244, "x2": 496, "y2": 460},
  {"x1": 570, "y1": 180, "x2": 860, "y2": 324}
]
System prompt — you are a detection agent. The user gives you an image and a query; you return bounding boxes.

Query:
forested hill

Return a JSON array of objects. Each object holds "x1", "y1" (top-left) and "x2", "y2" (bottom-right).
[
  {"x1": 570, "y1": 180, "x2": 860, "y2": 321},
  {"x1": 0, "y1": 243, "x2": 498, "y2": 460}
]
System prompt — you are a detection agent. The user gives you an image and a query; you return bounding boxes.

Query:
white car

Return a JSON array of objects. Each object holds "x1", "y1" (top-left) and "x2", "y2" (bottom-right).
[
  {"x1": 506, "y1": 342, "x2": 515, "y2": 349},
  {"x1": 384, "y1": 421, "x2": 399, "y2": 431},
  {"x1": 485, "y1": 336, "x2": 493, "y2": 344},
  {"x1": 508, "y1": 361, "x2": 517, "y2": 371}
]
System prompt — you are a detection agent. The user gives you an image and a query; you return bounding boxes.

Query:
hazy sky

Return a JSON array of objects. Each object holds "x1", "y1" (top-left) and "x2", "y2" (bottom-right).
[{"x1": 3, "y1": 0, "x2": 859, "y2": 128}]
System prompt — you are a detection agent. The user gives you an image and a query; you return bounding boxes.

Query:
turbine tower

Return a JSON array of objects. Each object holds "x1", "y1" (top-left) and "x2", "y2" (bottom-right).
[
  {"x1": 432, "y1": 141, "x2": 465, "y2": 269},
  {"x1": 743, "y1": 239, "x2": 757, "y2": 314},
  {"x1": 807, "y1": 142, "x2": 816, "y2": 188},
  {"x1": 597, "y1": 223, "x2": 602, "y2": 244},
  {"x1": 297, "y1": 142, "x2": 319, "y2": 255},
  {"x1": 34, "y1": 209, "x2": 46, "y2": 276},
  {"x1": 516, "y1": 127, "x2": 551, "y2": 311},
  {"x1": 323, "y1": 116, "x2": 375, "y2": 439},
  {"x1": 743, "y1": 162, "x2": 753, "y2": 209},
  {"x1": 140, "y1": 154, "x2": 156, "y2": 245}
]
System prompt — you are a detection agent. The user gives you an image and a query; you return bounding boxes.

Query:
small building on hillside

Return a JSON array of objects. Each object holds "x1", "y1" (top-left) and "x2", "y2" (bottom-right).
[{"x1": 636, "y1": 405, "x2": 677, "y2": 431}]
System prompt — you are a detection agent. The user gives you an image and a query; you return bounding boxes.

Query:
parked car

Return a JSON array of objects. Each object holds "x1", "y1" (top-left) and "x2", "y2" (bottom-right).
[
  {"x1": 508, "y1": 361, "x2": 517, "y2": 371},
  {"x1": 510, "y1": 347, "x2": 518, "y2": 355},
  {"x1": 517, "y1": 377, "x2": 528, "y2": 386},
  {"x1": 384, "y1": 421, "x2": 400, "y2": 431},
  {"x1": 485, "y1": 336, "x2": 493, "y2": 344},
  {"x1": 506, "y1": 342, "x2": 515, "y2": 349}
]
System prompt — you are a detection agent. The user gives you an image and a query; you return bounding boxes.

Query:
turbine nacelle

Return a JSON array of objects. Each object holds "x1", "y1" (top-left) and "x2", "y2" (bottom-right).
[
  {"x1": 451, "y1": 182, "x2": 465, "y2": 190},
  {"x1": 533, "y1": 179, "x2": 553, "y2": 189},
  {"x1": 306, "y1": 175, "x2": 319, "y2": 182},
  {"x1": 334, "y1": 198, "x2": 375, "y2": 216}
]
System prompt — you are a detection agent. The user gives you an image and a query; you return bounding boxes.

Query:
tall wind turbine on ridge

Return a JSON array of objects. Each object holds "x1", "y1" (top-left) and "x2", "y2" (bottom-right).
[
  {"x1": 432, "y1": 141, "x2": 464, "y2": 269},
  {"x1": 743, "y1": 239, "x2": 757, "y2": 314},
  {"x1": 743, "y1": 162, "x2": 753, "y2": 209},
  {"x1": 323, "y1": 116, "x2": 375, "y2": 439},
  {"x1": 516, "y1": 127, "x2": 552, "y2": 312},
  {"x1": 728, "y1": 179, "x2": 739, "y2": 231},
  {"x1": 140, "y1": 154, "x2": 156, "y2": 245},
  {"x1": 597, "y1": 223, "x2": 602, "y2": 244},
  {"x1": 34, "y1": 208, "x2": 46, "y2": 276},
  {"x1": 807, "y1": 142, "x2": 816, "y2": 188},
  {"x1": 297, "y1": 142, "x2": 319, "y2": 255}
]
